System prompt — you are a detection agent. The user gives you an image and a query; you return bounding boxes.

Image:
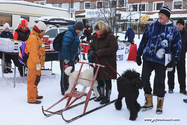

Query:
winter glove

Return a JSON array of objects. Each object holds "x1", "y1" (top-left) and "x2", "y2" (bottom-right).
[
  {"x1": 88, "y1": 50, "x2": 95, "y2": 62},
  {"x1": 68, "y1": 61, "x2": 74, "y2": 66},
  {"x1": 166, "y1": 58, "x2": 178, "y2": 68},
  {"x1": 96, "y1": 50, "x2": 102, "y2": 57},
  {"x1": 64, "y1": 59, "x2": 69, "y2": 65},
  {"x1": 36, "y1": 64, "x2": 41, "y2": 70},
  {"x1": 136, "y1": 54, "x2": 142, "y2": 66}
]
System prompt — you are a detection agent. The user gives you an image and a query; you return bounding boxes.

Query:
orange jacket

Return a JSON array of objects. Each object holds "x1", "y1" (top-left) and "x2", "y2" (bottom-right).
[{"x1": 26, "y1": 30, "x2": 45, "y2": 70}]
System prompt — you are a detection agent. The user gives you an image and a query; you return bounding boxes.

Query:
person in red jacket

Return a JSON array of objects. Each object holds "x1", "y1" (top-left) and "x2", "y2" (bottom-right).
[{"x1": 14, "y1": 19, "x2": 30, "y2": 77}]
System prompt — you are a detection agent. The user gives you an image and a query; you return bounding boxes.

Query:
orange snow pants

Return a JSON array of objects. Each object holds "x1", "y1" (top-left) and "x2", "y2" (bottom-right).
[{"x1": 27, "y1": 69, "x2": 41, "y2": 103}]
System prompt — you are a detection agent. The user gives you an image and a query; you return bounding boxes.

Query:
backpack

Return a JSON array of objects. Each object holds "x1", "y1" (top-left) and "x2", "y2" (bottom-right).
[
  {"x1": 18, "y1": 34, "x2": 38, "y2": 65},
  {"x1": 53, "y1": 30, "x2": 74, "y2": 51}
]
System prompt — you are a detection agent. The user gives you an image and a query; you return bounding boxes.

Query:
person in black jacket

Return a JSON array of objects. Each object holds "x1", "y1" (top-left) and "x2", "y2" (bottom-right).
[
  {"x1": 0, "y1": 23, "x2": 13, "y2": 73},
  {"x1": 167, "y1": 18, "x2": 187, "y2": 95}
]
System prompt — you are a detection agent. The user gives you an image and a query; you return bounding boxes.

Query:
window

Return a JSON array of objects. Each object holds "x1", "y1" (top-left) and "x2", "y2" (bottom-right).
[
  {"x1": 74, "y1": 2, "x2": 80, "y2": 10},
  {"x1": 173, "y1": 0, "x2": 182, "y2": 9},
  {"x1": 21, "y1": 15, "x2": 29, "y2": 22},
  {"x1": 44, "y1": 29, "x2": 58, "y2": 38},
  {"x1": 110, "y1": 1, "x2": 117, "y2": 8},
  {"x1": 131, "y1": 4, "x2": 138, "y2": 11},
  {"x1": 59, "y1": 29, "x2": 67, "y2": 33},
  {"x1": 0, "y1": 13, "x2": 12, "y2": 27},
  {"x1": 34, "y1": 1, "x2": 45, "y2": 5},
  {"x1": 139, "y1": 3, "x2": 148, "y2": 11},
  {"x1": 97, "y1": 2, "x2": 103, "y2": 8},
  {"x1": 62, "y1": 3, "x2": 69, "y2": 10},
  {"x1": 153, "y1": 2, "x2": 164, "y2": 11},
  {"x1": 118, "y1": 0, "x2": 124, "y2": 7},
  {"x1": 52, "y1": 4, "x2": 59, "y2": 7},
  {"x1": 85, "y1": 2, "x2": 90, "y2": 9}
]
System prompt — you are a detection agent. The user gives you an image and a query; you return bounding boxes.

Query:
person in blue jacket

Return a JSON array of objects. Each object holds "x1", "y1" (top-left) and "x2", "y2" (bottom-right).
[
  {"x1": 58, "y1": 21, "x2": 84, "y2": 95},
  {"x1": 136, "y1": 5, "x2": 181, "y2": 114},
  {"x1": 0, "y1": 23, "x2": 13, "y2": 73},
  {"x1": 125, "y1": 26, "x2": 135, "y2": 44}
]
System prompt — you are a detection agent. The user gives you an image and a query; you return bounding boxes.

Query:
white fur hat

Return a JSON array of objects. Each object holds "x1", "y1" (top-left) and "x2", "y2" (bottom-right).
[
  {"x1": 3, "y1": 23, "x2": 10, "y2": 30},
  {"x1": 36, "y1": 21, "x2": 46, "y2": 31}
]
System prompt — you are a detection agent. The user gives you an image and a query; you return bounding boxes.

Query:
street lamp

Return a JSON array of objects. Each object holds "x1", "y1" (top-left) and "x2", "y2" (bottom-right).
[{"x1": 138, "y1": 0, "x2": 142, "y2": 39}]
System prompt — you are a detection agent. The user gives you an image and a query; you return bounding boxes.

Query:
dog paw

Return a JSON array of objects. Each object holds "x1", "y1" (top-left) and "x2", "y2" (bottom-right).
[
  {"x1": 115, "y1": 101, "x2": 122, "y2": 110},
  {"x1": 129, "y1": 115, "x2": 137, "y2": 121}
]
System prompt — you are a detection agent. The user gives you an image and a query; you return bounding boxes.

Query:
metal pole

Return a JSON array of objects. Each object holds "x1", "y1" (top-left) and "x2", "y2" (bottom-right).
[
  {"x1": 71, "y1": 0, "x2": 73, "y2": 18},
  {"x1": 138, "y1": 0, "x2": 142, "y2": 39},
  {"x1": 130, "y1": 8, "x2": 131, "y2": 27}
]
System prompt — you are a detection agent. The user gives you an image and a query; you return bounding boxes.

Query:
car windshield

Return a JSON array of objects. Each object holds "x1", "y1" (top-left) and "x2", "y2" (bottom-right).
[{"x1": 59, "y1": 29, "x2": 67, "y2": 33}]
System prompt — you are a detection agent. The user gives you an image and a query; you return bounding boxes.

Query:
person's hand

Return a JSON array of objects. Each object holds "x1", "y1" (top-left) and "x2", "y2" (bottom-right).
[
  {"x1": 96, "y1": 50, "x2": 102, "y2": 57},
  {"x1": 136, "y1": 54, "x2": 142, "y2": 66},
  {"x1": 68, "y1": 61, "x2": 74, "y2": 66},
  {"x1": 36, "y1": 64, "x2": 41, "y2": 70},
  {"x1": 88, "y1": 50, "x2": 95, "y2": 62},
  {"x1": 64, "y1": 59, "x2": 69, "y2": 65},
  {"x1": 166, "y1": 59, "x2": 177, "y2": 68}
]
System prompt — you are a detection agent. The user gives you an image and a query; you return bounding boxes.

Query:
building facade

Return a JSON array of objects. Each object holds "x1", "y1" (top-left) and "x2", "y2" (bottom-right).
[{"x1": 24, "y1": 0, "x2": 187, "y2": 33}]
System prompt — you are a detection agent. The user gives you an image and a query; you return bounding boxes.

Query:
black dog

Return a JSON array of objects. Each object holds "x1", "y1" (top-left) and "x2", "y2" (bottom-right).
[{"x1": 115, "y1": 69, "x2": 144, "y2": 121}]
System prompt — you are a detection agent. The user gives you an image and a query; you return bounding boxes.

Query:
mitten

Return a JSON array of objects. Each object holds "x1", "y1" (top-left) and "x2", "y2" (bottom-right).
[
  {"x1": 136, "y1": 54, "x2": 142, "y2": 66},
  {"x1": 36, "y1": 64, "x2": 41, "y2": 70},
  {"x1": 166, "y1": 59, "x2": 177, "y2": 68}
]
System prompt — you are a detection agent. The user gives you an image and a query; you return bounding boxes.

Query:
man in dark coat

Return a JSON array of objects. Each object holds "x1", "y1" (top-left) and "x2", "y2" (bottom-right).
[
  {"x1": 125, "y1": 26, "x2": 135, "y2": 44},
  {"x1": 88, "y1": 21, "x2": 118, "y2": 104},
  {"x1": 168, "y1": 18, "x2": 187, "y2": 95}
]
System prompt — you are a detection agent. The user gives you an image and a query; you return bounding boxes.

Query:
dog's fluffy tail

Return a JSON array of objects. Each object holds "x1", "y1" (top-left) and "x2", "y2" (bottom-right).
[{"x1": 64, "y1": 66, "x2": 73, "y2": 76}]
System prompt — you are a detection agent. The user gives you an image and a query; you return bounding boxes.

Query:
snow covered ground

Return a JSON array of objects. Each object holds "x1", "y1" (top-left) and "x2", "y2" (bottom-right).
[{"x1": 0, "y1": 34, "x2": 187, "y2": 125}]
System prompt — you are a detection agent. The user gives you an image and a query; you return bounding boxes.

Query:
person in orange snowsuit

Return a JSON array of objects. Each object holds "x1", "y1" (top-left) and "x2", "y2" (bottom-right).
[{"x1": 26, "y1": 21, "x2": 46, "y2": 104}]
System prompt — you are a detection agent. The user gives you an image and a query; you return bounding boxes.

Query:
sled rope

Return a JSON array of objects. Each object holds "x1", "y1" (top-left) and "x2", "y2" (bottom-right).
[{"x1": 95, "y1": 56, "x2": 121, "y2": 79}]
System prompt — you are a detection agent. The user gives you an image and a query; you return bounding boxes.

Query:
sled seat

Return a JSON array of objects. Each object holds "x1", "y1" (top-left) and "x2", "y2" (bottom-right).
[{"x1": 65, "y1": 90, "x2": 87, "y2": 98}]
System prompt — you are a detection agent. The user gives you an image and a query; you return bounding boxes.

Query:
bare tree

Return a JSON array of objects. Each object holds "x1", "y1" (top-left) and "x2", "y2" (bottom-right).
[{"x1": 89, "y1": 0, "x2": 126, "y2": 33}]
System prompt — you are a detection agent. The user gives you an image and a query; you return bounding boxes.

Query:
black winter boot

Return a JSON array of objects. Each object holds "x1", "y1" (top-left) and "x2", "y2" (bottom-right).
[
  {"x1": 94, "y1": 87, "x2": 104, "y2": 102},
  {"x1": 100, "y1": 89, "x2": 111, "y2": 104}
]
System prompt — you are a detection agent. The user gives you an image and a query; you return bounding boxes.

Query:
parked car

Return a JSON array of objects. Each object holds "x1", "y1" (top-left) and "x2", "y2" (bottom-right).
[{"x1": 44, "y1": 25, "x2": 68, "y2": 41}]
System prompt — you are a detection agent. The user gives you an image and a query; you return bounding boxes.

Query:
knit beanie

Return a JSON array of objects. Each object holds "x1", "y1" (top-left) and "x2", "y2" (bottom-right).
[
  {"x1": 176, "y1": 18, "x2": 184, "y2": 26},
  {"x1": 159, "y1": 5, "x2": 171, "y2": 18},
  {"x1": 127, "y1": 26, "x2": 130, "y2": 30},
  {"x1": 74, "y1": 21, "x2": 84, "y2": 31},
  {"x1": 3, "y1": 23, "x2": 10, "y2": 30},
  {"x1": 20, "y1": 19, "x2": 28, "y2": 27},
  {"x1": 36, "y1": 21, "x2": 46, "y2": 31}
]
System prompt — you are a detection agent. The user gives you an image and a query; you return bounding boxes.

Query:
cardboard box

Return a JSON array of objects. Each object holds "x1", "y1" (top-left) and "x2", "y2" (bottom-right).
[{"x1": 0, "y1": 38, "x2": 22, "y2": 52}]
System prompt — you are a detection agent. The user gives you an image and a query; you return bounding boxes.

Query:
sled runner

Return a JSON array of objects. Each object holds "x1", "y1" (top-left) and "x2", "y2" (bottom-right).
[{"x1": 42, "y1": 62, "x2": 117, "y2": 122}]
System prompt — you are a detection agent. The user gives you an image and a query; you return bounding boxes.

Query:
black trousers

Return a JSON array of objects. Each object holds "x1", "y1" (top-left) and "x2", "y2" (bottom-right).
[
  {"x1": 142, "y1": 61, "x2": 166, "y2": 97},
  {"x1": 167, "y1": 57, "x2": 186, "y2": 91},
  {"x1": 60, "y1": 60, "x2": 75, "y2": 94},
  {"x1": 98, "y1": 80, "x2": 112, "y2": 90}
]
